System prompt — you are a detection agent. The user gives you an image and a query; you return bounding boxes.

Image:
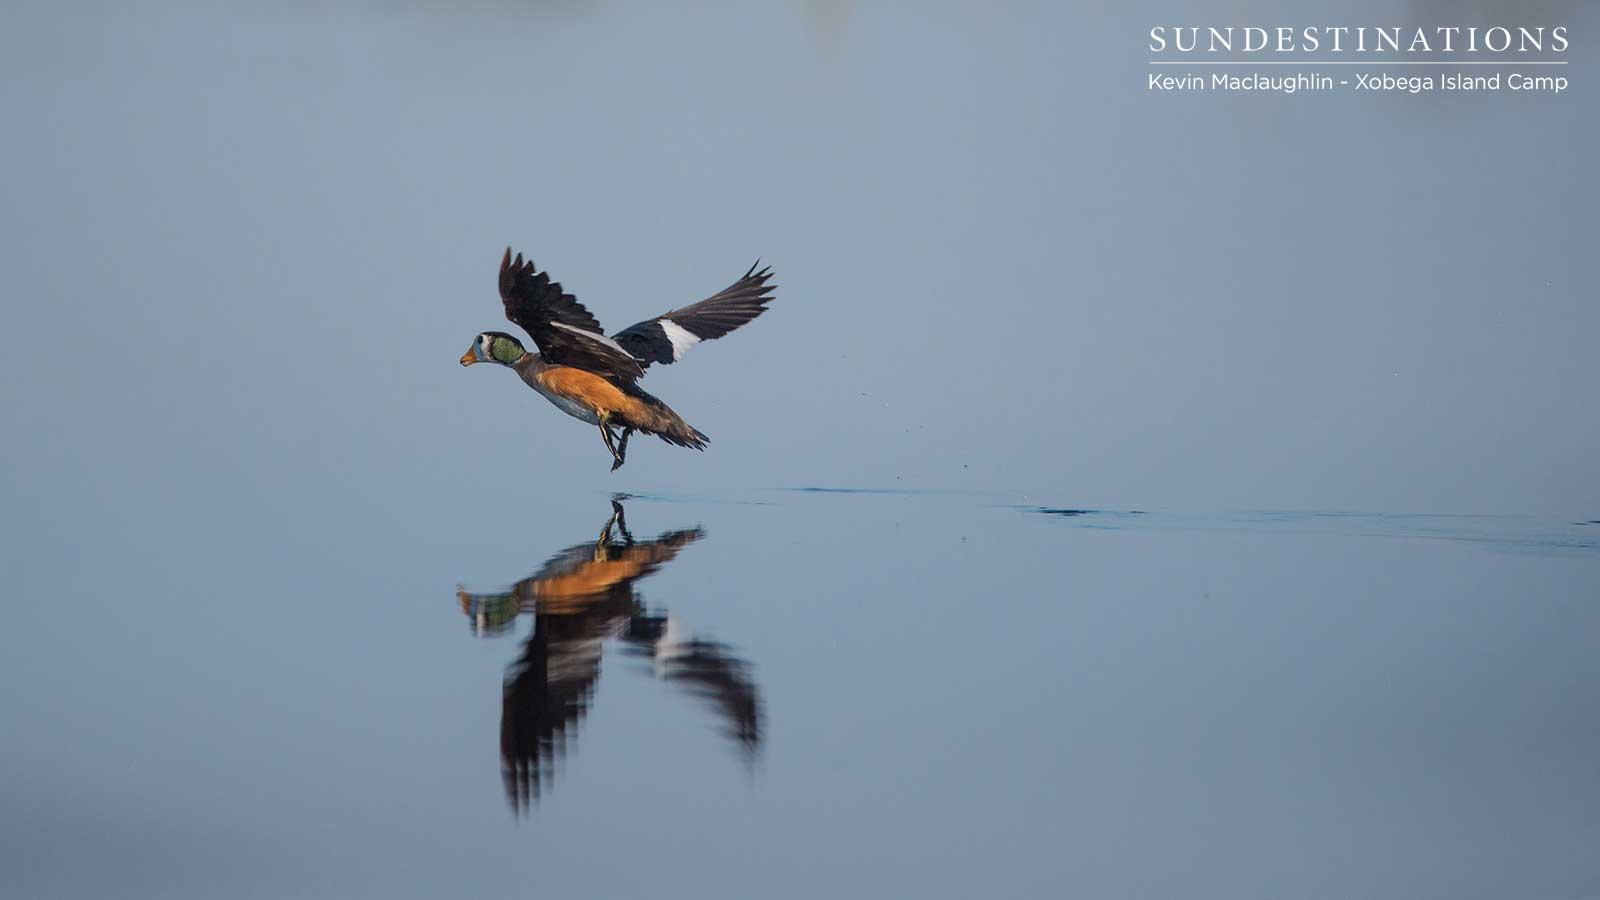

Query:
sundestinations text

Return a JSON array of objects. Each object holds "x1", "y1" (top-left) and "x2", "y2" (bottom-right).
[{"x1": 1149, "y1": 25, "x2": 1568, "y2": 55}]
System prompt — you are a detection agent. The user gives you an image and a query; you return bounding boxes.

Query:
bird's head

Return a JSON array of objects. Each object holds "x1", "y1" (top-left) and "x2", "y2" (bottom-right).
[{"x1": 460, "y1": 331, "x2": 527, "y2": 367}]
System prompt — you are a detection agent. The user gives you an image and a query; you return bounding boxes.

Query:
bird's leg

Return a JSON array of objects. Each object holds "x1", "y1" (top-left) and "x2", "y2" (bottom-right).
[
  {"x1": 596, "y1": 501, "x2": 622, "y2": 559},
  {"x1": 597, "y1": 417, "x2": 623, "y2": 468},
  {"x1": 611, "y1": 427, "x2": 633, "y2": 473},
  {"x1": 599, "y1": 503, "x2": 620, "y2": 543},
  {"x1": 612, "y1": 498, "x2": 634, "y2": 545}
]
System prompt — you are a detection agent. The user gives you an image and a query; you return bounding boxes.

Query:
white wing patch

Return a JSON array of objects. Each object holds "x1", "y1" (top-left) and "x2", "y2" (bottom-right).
[
  {"x1": 654, "y1": 617, "x2": 690, "y2": 677},
  {"x1": 658, "y1": 319, "x2": 702, "y2": 361},
  {"x1": 548, "y1": 320, "x2": 634, "y2": 357}
]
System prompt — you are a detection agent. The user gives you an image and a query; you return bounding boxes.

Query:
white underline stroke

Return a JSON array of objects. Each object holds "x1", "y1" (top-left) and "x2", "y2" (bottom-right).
[{"x1": 1149, "y1": 60, "x2": 1569, "y2": 66}]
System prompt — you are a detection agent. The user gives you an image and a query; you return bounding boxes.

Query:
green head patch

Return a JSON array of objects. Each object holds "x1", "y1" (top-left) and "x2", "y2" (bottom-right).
[{"x1": 488, "y1": 334, "x2": 525, "y2": 364}]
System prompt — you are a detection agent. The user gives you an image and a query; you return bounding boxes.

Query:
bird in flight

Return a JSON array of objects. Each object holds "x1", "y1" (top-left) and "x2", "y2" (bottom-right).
[{"x1": 461, "y1": 249, "x2": 777, "y2": 470}]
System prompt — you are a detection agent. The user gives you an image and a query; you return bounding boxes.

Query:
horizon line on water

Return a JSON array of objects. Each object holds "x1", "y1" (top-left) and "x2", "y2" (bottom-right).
[
  {"x1": 1017, "y1": 506, "x2": 1599, "y2": 555},
  {"x1": 612, "y1": 489, "x2": 1597, "y2": 523},
  {"x1": 1148, "y1": 60, "x2": 1569, "y2": 65}
]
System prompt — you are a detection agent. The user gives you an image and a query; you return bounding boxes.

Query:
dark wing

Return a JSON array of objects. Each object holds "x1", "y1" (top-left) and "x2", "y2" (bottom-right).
[
  {"x1": 500, "y1": 614, "x2": 613, "y2": 812},
  {"x1": 612, "y1": 262, "x2": 776, "y2": 371},
  {"x1": 658, "y1": 637, "x2": 763, "y2": 755},
  {"x1": 621, "y1": 620, "x2": 763, "y2": 758},
  {"x1": 499, "y1": 248, "x2": 645, "y2": 382}
]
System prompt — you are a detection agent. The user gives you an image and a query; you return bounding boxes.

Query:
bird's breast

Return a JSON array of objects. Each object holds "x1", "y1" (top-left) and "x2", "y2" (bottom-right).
[{"x1": 522, "y1": 363, "x2": 633, "y2": 426}]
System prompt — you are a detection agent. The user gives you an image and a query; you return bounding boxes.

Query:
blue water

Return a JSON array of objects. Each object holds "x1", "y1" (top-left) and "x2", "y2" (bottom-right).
[{"x1": 8, "y1": 487, "x2": 1596, "y2": 899}]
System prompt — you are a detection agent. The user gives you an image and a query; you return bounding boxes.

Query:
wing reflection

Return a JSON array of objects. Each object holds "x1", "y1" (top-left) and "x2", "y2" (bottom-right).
[{"x1": 456, "y1": 500, "x2": 763, "y2": 812}]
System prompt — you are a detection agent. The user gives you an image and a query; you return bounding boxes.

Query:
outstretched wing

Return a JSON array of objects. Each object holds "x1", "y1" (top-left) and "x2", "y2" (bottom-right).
[
  {"x1": 612, "y1": 262, "x2": 776, "y2": 371},
  {"x1": 500, "y1": 614, "x2": 612, "y2": 812},
  {"x1": 499, "y1": 248, "x2": 645, "y2": 382},
  {"x1": 658, "y1": 636, "x2": 763, "y2": 754},
  {"x1": 621, "y1": 618, "x2": 763, "y2": 757}
]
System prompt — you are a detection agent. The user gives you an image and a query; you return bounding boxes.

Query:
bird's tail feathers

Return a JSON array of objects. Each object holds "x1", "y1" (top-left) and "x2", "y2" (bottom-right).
[{"x1": 625, "y1": 393, "x2": 709, "y2": 450}]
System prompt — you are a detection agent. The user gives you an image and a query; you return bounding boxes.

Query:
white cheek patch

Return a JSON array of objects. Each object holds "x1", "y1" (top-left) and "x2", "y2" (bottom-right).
[{"x1": 658, "y1": 319, "x2": 701, "y2": 361}]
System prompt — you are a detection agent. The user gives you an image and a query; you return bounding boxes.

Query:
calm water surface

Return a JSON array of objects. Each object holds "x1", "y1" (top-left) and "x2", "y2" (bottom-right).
[
  {"x1": 4, "y1": 5, "x2": 1598, "y2": 896},
  {"x1": 5, "y1": 488, "x2": 1597, "y2": 899}
]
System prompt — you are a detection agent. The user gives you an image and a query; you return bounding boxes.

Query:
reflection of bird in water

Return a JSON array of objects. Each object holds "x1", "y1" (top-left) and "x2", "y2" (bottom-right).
[{"x1": 456, "y1": 500, "x2": 762, "y2": 812}]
